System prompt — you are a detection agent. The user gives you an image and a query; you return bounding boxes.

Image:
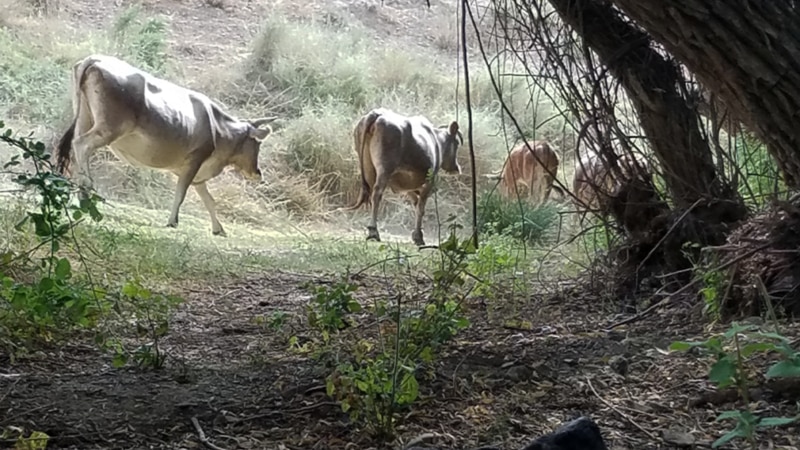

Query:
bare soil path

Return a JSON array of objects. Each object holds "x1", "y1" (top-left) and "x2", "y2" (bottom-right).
[{"x1": 4, "y1": 270, "x2": 799, "y2": 449}]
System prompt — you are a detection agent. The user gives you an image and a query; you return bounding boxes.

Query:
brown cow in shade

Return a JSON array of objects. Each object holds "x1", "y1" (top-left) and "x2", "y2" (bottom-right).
[
  {"x1": 496, "y1": 140, "x2": 560, "y2": 205},
  {"x1": 342, "y1": 107, "x2": 463, "y2": 246}
]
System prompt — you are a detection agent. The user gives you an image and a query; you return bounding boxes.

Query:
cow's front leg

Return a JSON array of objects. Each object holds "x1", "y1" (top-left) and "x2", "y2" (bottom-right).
[
  {"x1": 411, "y1": 184, "x2": 433, "y2": 246},
  {"x1": 194, "y1": 182, "x2": 226, "y2": 236},
  {"x1": 166, "y1": 161, "x2": 203, "y2": 229},
  {"x1": 367, "y1": 172, "x2": 389, "y2": 242}
]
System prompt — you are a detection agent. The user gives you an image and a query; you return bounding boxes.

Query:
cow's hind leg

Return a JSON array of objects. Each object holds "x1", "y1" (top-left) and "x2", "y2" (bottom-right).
[
  {"x1": 411, "y1": 184, "x2": 432, "y2": 246},
  {"x1": 71, "y1": 121, "x2": 114, "y2": 198},
  {"x1": 167, "y1": 159, "x2": 203, "y2": 230},
  {"x1": 194, "y1": 182, "x2": 226, "y2": 236},
  {"x1": 367, "y1": 171, "x2": 389, "y2": 242},
  {"x1": 70, "y1": 72, "x2": 125, "y2": 198}
]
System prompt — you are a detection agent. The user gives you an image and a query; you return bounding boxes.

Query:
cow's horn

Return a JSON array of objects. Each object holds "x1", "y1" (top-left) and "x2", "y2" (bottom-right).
[{"x1": 251, "y1": 117, "x2": 278, "y2": 127}]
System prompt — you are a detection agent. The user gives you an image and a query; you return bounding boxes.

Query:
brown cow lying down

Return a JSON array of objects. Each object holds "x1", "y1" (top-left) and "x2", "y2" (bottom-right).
[
  {"x1": 498, "y1": 140, "x2": 560, "y2": 205},
  {"x1": 343, "y1": 107, "x2": 463, "y2": 246},
  {"x1": 572, "y1": 152, "x2": 652, "y2": 227},
  {"x1": 56, "y1": 54, "x2": 277, "y2": 237}
]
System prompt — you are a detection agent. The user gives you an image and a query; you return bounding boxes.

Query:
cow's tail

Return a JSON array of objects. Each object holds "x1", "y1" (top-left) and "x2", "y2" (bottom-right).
[
  {"x1": 56, "y1": 57, "x2": 95, "y2": 175},
  {"x1": 56, "y1": 121, "x2": 76, "y2": 175},
  {"x1": 341, "y1": 110, "x2": 381, "y2": 211}
]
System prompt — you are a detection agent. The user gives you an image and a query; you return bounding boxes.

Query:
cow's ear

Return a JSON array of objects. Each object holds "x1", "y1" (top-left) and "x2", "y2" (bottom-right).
[
  {"x1": 249, "y1": 125, "x2": 272, "y2": 141},
  {"x1": 448, "y1": 121, "x2": 459, "y2": 136},
  {"x1": 448, "y1": 121, "x2": 463, "y2": 145}
]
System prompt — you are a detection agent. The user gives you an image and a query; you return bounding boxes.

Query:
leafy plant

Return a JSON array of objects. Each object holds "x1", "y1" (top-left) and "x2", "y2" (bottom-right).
[
  {"x1": 327, "y1": 352, "x2": 419, "y2": 439},
  {"x1": 683, "y1": 241, "x2": 725, "y2": 322},
  {"x1": 0, "y1": 122, "x2": 106, "y2": 354},
  {"x1": 1, "y1": 426, "x2": 49, "y2": 450},
  {"x1": 477, "y1": 190, "x2": 557, "y2": 245},
  {"x1": 111, "y1": 6, "x2": 169, "y2": 74},
  {"x1": 465, "y1": 234, "x2": 526, "y2": 300},
  {"x1": 305, "y1": 277, "x2": 362, "y2": 339},
  {"x1": 670, "y1": 323, "x2": 800, "y2": 448},
  {"x1": 105, "y1": 279, "x2": 183, "y2": 370},
  {"x1": 320, "y1": 225, "x2": 471, "y2": 439}
]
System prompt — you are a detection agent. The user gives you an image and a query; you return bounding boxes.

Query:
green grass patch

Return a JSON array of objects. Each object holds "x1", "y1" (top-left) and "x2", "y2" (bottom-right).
[{"x1": 477, "y1": 191, "x2": 559, "y2": 246}]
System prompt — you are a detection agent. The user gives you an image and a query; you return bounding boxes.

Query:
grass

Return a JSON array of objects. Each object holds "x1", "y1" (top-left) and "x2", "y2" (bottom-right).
[{"x1": 477, "y1": 190, "x2": 561, "y2": 246}]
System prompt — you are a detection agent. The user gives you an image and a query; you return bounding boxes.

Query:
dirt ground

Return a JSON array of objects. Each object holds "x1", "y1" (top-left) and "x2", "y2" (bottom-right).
[{"x1": 2, "y1": 270, "x2": 799, "y2": 449}]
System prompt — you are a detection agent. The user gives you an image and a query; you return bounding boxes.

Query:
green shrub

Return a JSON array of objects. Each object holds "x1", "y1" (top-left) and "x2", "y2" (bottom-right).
[
  {"x1": 477, "y1": 191, "x2": 558, "y2": 245},
  {"x1": 0, "y1": 28, "x2": 69, "y2": 123},
  {"x1": 0, "y1": 122, "x2": 106, "y2": 354},
  {"x1": 111, "y1": 6, "x2": 169, "y2": 75},
  {"x1": 734, "y1": 133, "x2": 783, "y2": 208},
  {"x1": 245, "y1": 17, "x2": 372, "y2": 109},
  {"x1": 671, "y1": 323, "x2": 800, "y2": 448},
  {"x1": 276, "y1": 102, "x2": 360, "y2": 201}
]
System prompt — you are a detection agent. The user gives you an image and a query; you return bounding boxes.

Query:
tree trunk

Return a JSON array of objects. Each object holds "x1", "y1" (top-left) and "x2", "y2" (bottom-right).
[
  {"x1": 609, "y1": 0, "x2": 800, "y2": 188},
  {"x1": 546, "y1": 0, "x2": 744, "y2": 217}
]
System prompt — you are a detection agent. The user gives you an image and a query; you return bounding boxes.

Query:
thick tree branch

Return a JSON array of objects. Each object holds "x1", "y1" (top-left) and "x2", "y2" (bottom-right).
[
  {"x1": 546, "y1": 0, "x2": 743, "y2": 214},
  {"x1": 610, "y1": 0, "x2": 800, "y2": 188}
]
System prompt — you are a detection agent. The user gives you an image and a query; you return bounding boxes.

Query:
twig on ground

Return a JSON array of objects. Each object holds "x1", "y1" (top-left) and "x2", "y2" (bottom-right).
[
  {"x1": 402, "y1": 432, "x2": 437, "y2": 450},
  {"x1": 0, "y1": 377, "x2": 20, "y2": 405},
  {"x1": 191, "y1": 417, "x2": 228, "y2": 450},
  {"x1": 231, "y1": 401, "x2": 339, "y2": 424},
  {"x1": 587, "y1": 378, "x2": 658, "y2": 441}
]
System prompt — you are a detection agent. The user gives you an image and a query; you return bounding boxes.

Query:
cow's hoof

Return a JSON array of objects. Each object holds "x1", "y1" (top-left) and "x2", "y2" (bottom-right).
[
  {"x1": 366, "y1": 226, "x2": 381, "y2": 242},
  {"x1": 411, "y1": 231, "x2": 425, "y2": 246},
  {"x1": 166, "y1": 221, "x2": 178, "y2": 228},
  {"x1": 212, "y1": 229, "x2": 227, "y2": 237}
]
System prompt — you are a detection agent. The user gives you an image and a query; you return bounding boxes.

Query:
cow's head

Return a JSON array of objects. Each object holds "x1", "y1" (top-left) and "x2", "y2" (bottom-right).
[
  {"x1": 440, "y1": 121, "x2": 463, "y2": 174},
  {"x1": 233, "y1": 117, "x2": 278, "y2": 182}
]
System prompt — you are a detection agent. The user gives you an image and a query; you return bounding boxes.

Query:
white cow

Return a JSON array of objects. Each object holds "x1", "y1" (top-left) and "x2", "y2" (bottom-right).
[{"x1": 56, "y1": 54, "x2": 277, "y2": 236}]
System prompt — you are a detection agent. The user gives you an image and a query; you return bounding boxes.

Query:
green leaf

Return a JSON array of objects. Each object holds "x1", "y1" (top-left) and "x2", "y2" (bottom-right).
[
  {"x1": 121, "y1": 280, "x2": 141, "y2": 297},
  {"x1": 723, "y1": 322, "x2": 757, "y2": 339},
  {"x1": 112, "y1": 352, "x2": 128, "y2": 368},
  {"x1": 419, "y1": 346, "x2": 434, "y2": 363},
  {"x1": 54, "y1": 258, "x2": 72, "y2": 280},
  {"x1": 347, "y1": 300, "x2": 362, "y2": 313},
  {"x1": 716, "y1": 410, "x2": 743, "y2": 421},
  {"x1": 32, "y1": 216, "x2": 51, "y2": 237},
  {"x1": 709, "y1": 357, "x2": 737, "y2": 387},
  {"x1": 669, "y1": 340, "x2": 708, "y2": 352},
  {"x1": 355, "y1": 379, "x2": 370, "y2": 393},
  {"x1": 757, "y1": 416, "x2": 797, "y2": 427},
  {"x1": 397, "y1": 371, "x2": 419, "y2": 405},
  {"x1": 326, "y1": 377, "x2": 336, "y2": 397},
  {"x1": 765, "y1": 359, "x2": 800, "y2": 379},
  {"x1": 712, "y1": 428, "x2": 746, "y2": 448},
  {"x1": 753, "y1": 331, "x2": 791, "y2": 344},
  {"x1": 741, "y1": 341, "x2": 777, "y2": 357}
]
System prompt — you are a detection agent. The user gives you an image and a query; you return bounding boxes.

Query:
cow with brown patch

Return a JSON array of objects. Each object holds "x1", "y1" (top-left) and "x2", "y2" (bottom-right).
[
  {"x1": 343, "y1": 108, "x2": 463, "y2": 246},
  {"x1": 497, "y1": 140, "x2": 560, "y2": 205}
]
